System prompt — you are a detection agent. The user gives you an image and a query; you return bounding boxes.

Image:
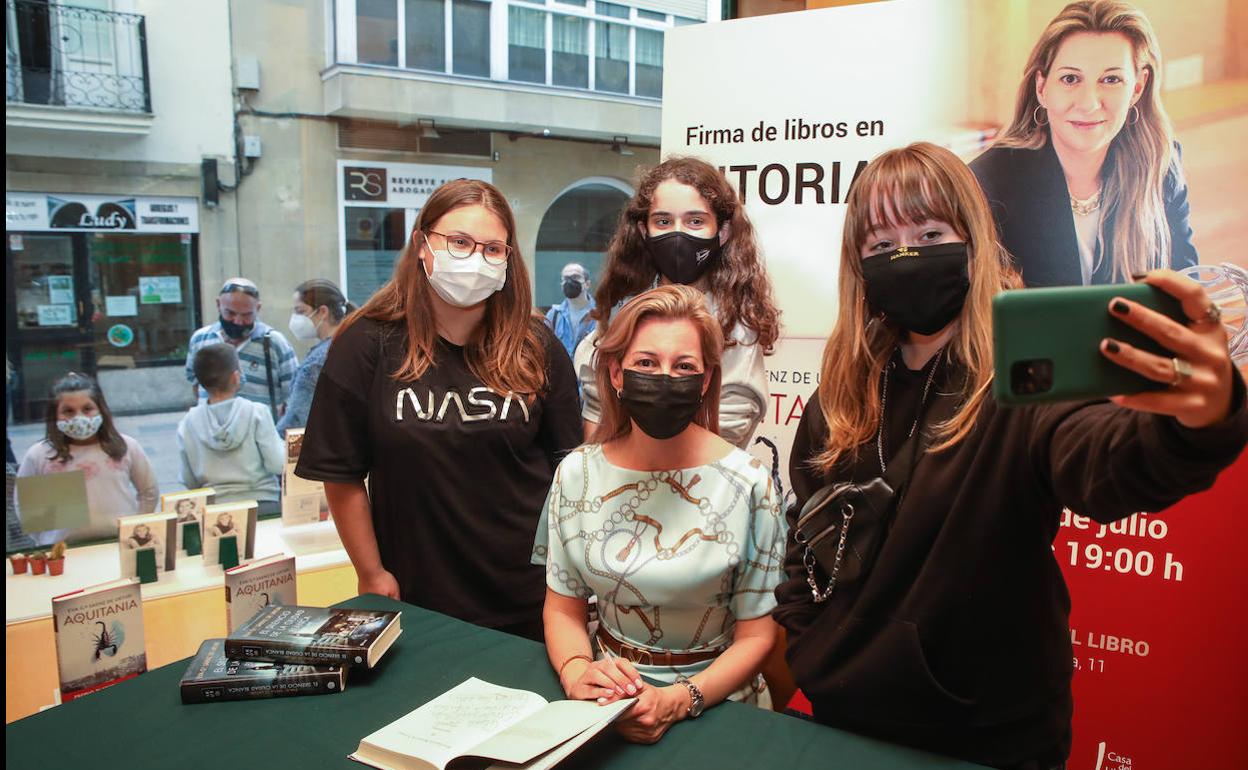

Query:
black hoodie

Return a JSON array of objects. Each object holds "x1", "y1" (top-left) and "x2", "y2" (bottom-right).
[{"x1": 775, "y1": 353, "x2": 1247, "y2": 768}]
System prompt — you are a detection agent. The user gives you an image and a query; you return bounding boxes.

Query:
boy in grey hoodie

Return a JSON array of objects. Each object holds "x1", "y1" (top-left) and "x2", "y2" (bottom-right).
[{"x1": 178, "y1": 343, "x2": 285, "y2": 502}]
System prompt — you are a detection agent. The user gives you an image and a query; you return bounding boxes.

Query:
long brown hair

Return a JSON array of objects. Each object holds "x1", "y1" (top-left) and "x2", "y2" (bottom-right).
[
  {"x1": 994, "y1": 0, "x2": 1176, "y2": 281},
  {"x1": 593, "y1": 157, "x2": 781, "y2": 353},
  {"x1": 590, "y1": 285, "x2": 724, "y2": 445},
  {"x1": 337, "y1": 179, "x2": 548, "y2": 395},
  {"x1": 814, "y1": 143, "x2": 1020, "y2": 473},
  {"x1": 43, "y1": 372, "x2": 127, "y2": 463}
]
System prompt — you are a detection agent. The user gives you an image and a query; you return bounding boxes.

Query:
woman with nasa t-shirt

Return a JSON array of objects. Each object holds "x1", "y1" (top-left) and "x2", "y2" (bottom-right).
[{"x1": 296, "y1": 180, "x2": 581, "y2": 641}]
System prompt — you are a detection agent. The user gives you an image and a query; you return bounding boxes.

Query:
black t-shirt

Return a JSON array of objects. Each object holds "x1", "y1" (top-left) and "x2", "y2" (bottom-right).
[{"x1": 295, "y1": 316, "x2": 582, "y2": 630}]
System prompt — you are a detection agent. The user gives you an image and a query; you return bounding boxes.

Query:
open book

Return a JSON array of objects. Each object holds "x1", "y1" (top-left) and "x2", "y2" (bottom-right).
[{"x1": 350, "y1": 677, "x2": 635, "y2": 770}]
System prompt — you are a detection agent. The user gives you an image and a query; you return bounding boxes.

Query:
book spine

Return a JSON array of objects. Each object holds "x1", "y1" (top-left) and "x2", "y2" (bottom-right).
[
  {"x1": 223, "y1": 638, "x2": 353, "y2": 667},
  {"x1": 180, "y1": 670, "x2": 343, "y2": 704}
]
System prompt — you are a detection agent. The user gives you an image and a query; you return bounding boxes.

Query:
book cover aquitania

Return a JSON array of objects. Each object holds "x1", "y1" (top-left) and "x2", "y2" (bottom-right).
[{"x1": 52, "y1": 578, "x2": 147, "y2": 701}]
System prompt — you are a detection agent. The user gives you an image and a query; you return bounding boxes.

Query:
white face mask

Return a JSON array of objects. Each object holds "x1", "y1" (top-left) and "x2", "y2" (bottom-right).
[
  {"x1": 423, "y1": 234, "x2": 507, "y2": 308},
  {"x1": 57, "y1": 414, "x2": 103, "y2": 440},
  {"x1": 288, "y1": 311, "x2": 319, "y2": 340}
]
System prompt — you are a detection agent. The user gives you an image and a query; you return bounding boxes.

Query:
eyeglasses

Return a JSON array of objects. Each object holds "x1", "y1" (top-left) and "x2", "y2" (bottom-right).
[
  {"x1": 220, "y1": 282, "x2": 260, "y2": 298},
  {"x1": 425, "y1": 230, "x2": 512, "y2": 266}
]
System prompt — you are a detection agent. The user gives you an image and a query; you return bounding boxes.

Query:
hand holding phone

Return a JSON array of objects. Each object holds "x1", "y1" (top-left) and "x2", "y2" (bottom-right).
[{"x1": 993, "y1": 270, "x2": 1234, "y2": 428}]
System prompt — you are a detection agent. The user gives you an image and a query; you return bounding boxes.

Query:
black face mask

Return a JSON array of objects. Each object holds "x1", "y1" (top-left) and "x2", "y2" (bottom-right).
[
  {"x1": 619, "y1": 370, "x2": 704, "y2": 440},
  {"x1": 645, "y1": 231, "x2": 722, "y2": 285},
  {"x1": 861, "y1": 242, "x2": 970, "y2": 335},
  {"x1": 561, "y1": 278, "x2": 583, "y2": 299},
  {"x1": 219, "y1": 314, "x2": 254, "y2": 340}
]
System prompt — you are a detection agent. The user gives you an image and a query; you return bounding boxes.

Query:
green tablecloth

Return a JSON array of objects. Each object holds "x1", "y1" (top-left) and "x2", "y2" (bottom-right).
[{"x1": 6, "y1": 595, "x2": 986, "y2": 769}]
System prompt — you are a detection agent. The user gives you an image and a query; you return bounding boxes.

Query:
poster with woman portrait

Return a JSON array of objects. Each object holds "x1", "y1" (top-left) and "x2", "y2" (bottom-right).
[
  {"x1": 116, "y1": 512, "x2": 177, "y2": 577},
  {"x1": 663, "y1": 1, "x2": 1247, "y2": 767},
  {"x1": 202, "y1": 501, "x2": 258, "y2": 566},
  {"x1": 160, "y1": 487, "x2": 215, "y2": 553}
]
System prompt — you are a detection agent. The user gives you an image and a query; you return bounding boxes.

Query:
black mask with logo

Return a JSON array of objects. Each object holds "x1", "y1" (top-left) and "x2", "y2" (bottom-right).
[
  {"x1": 861, "y1": 242, "x2": 970, "y2": 335},
  {"x1": 645, "y1": 231, "x2": 722, "y2": 285},
  {"x1": 619, "y1": 370, "x2": 704, "y2": 440},
  {"x1": 562, "y1": 277, "x2": 583, "y2": 299},
  {"x1": 219, "y1": 315, "x2": 255, "y2": 340}
]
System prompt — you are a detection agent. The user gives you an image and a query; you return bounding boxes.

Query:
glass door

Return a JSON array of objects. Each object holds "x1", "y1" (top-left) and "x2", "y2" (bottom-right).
[{"x1": 6, "y1": 233, "x2": 96, "y2": 422}]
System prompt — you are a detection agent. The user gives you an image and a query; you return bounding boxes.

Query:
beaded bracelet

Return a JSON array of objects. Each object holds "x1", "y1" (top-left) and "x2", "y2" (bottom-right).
[{"x1": 557, "y1": 653, "x2": 593, "y2": 680}]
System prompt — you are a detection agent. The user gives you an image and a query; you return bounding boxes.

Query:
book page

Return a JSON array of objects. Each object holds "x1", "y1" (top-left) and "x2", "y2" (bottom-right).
[
  {"x1": 471, "y1": 698, "x2": 635, "y2": 766},
  {"x1": 358, "y1": 678, "x2": 548, "y2": 770}
]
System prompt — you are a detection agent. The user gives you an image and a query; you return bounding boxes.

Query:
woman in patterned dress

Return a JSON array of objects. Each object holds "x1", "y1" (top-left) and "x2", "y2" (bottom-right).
[{"x1": 534, "y1": 285, "x2": 787, "y2": 744}]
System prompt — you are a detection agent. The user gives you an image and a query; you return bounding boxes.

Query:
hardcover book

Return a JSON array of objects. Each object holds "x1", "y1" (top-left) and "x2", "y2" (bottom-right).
[
  {"x1": 202, "y1": 500, "x2": 258, "y2": 565},
  {"x1": 225, "y1": 606, "x2": 401, "y2": 669},
  {"x1": 281, "y1": 429, "x2": 329, "y2": 525},
  {"x1": 350, "y1": 677, "x2": 635, "y2": 770},
  {"x1": 224, "y1": 554, "x2": 297, "y2": 633},
  {"x1": 117, "y1": 512, "x2": 177, "y2": 578},
  {"x1": 160, "y1": 487, "x2": 214, "y2": 552},
  {"x1": 52, "y1": 578, "x2": 147, "y2": 701},
  {"x1": 179, "y1": 638, "x2": 345, "y2": 704}
]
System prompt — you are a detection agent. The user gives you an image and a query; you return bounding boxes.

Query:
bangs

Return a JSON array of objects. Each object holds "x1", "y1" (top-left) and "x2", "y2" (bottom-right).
[{"x1": 848, "y1": 150, "x2": 965, "y2": 248}]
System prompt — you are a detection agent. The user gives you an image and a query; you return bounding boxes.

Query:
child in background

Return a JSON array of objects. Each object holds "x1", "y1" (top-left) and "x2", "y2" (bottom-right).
[
  {"x1": 178, "y1": 343, "x2": 284, "y2": 503},
  {"x1": 17, "y1": 372, "x2": 158, "y2": 543}
]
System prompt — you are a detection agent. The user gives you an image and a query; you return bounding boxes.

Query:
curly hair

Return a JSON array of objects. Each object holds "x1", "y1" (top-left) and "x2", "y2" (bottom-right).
[{"x1": 592, "y1": 157, "x2": 781, "y2": 353}]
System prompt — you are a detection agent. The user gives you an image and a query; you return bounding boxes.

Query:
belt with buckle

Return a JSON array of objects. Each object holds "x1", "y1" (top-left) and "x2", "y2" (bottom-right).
[{"x1": 594, "y1": 627, "x2": 724, "y2": 667}]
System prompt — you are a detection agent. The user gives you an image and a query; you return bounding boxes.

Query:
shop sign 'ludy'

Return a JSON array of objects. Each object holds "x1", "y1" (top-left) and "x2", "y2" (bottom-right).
[{"x1": 6, "y1": 192, "x2": 199, "y2": 233}]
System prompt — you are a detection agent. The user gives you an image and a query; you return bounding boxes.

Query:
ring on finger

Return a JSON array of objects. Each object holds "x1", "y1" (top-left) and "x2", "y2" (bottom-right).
[
  {"x1": 1188, "y1": 303, "x2": 1222, "y2": 327},
  {"x1": 1169, "y1": 357, "x2": 1194, "y2": 387}
]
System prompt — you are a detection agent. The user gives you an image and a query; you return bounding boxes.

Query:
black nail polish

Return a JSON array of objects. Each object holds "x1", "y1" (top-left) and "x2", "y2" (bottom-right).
[
  {"x1": 1130, "y1": 272, "x2": 1149, "y2": 281},
  {"x1": 1111, "y1": 300, "x2": 1130, "y2": 315},
  {"x1": 1104, "y1": 339, "x2": 1121, "y2": 354}
]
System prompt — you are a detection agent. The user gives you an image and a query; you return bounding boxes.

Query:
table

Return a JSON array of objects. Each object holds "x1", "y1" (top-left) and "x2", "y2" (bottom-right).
[
  {"x1": 6, "y1": 518, "x2": 356, "y2": 723},
  {"x1": 5, "y1": 595, "x2": 986, "y2": 769}
]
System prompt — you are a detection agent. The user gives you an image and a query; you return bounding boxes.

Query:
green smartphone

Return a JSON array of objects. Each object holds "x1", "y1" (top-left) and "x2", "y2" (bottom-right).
[{"x1": 992, "y1": 283, "x2": 1186, "y2": 406}]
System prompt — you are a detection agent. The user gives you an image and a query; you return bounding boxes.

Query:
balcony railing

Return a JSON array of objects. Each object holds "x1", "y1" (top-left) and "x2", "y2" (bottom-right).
[{"x1": 5, "y1": 0, "x2": 151, "y2": 113}]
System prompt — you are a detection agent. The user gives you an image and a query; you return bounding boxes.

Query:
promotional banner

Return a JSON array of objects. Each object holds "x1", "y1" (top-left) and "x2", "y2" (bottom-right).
[
  {"x1": 5, "y1": 192, "x2": 199, "y2": 233},
  {"x1": 664, "y1": 1, "x2": 1247, "y2": 767}
]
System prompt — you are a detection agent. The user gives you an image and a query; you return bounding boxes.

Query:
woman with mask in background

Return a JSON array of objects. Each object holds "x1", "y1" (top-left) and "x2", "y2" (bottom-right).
[
  {"x1": 574, "y1": 157, "x2": 781, "y2": 448},
  {"x1": 276, "y1": 279, "x2": 356, "y2": 435},
  {"x1": 295, "y1": 180, "x2": 582, "y2": 641},
  {"x1": 775, "y1": 142, "x2": 1245, "y2": 769},
  {"x1": 536, "y1": 286, "x2": 785, "y2": 744},
  {"x1": 971, "y1": 0, "x2": 1196, "y2": 287}
]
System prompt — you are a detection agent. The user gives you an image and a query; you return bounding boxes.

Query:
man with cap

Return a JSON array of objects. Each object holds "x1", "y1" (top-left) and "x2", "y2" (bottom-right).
[
  {"x1": 185, "y1": 278, "x2": 298, "y2": 417},
  {"x1": 545, "y1": 263, "x2": 596, "y2": 359}
]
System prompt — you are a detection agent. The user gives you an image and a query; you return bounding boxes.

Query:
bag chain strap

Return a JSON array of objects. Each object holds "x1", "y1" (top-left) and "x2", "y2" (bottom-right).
[{"x1": 803, "y1": 500, "x2": 854, "y2": 603}]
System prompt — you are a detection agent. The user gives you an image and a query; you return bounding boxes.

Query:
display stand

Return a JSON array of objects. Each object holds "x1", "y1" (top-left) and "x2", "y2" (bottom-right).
[
  {"x1": 135, "y1": 549, "x2": 158, "y2": 584},
  {"x1": 181, "y1": 522, "x2": 202, "y2": 556},
  {"x1": 217, "y1": 535, "x2": 239, "y2": 569}
]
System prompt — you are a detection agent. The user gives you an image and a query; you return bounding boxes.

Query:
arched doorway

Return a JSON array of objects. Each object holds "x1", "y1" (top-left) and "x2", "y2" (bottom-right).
[{"x1": 533, "y1": 178, "x2": 631, "y2": 309}]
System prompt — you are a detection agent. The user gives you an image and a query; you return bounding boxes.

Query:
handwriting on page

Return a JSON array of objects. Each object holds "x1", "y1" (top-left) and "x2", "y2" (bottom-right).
[{"x1": 428, "y1": 692, "x2": 539, "y2": 742}]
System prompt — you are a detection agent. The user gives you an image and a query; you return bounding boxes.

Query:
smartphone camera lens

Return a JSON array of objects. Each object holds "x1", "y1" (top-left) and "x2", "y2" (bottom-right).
[{"x1": 1011, "y1": 359, "x2": 1053, "y2": 395}]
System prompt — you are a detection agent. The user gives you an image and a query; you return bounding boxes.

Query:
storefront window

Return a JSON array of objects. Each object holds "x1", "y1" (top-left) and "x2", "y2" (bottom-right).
[{"x1": 344, "y1": 206, "x2": 408, "y2": 305}]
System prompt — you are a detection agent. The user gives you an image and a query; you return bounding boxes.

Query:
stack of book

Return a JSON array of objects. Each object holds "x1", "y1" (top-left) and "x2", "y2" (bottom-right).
[{"x1": 179, "y1": 605, "x2": 402, "y2": 704}]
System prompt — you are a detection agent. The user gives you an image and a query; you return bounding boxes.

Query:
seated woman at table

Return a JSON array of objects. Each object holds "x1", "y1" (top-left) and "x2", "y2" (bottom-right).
[{"x1": 534, "y1": 285, "x2": 786, "y2": 744}]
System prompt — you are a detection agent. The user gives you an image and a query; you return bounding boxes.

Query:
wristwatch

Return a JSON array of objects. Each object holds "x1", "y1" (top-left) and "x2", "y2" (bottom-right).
[{"x1": 675, "y1": 675, "x2": 705, "y2": 718}]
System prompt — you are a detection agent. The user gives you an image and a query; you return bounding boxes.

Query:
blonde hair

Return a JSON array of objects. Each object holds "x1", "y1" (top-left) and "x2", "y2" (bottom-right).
[
  {"x1": 814, "y1": 142, "x2": 1020, "y2": 474},
  {"x1": 590, "y1": 285, "x2": 724, "y2": 445},
  {"x1": 995, "y1": 0, "x2": 1176, "y2": 281}
]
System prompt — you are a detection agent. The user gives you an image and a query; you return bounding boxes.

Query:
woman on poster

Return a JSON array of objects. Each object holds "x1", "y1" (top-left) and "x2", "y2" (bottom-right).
[
  {"x1": 971, "y1": 0, "x2": 1197, "y2": 287},
  {"x1": 774, "y1": 142, "x2": 1245, "y2": 769}
]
